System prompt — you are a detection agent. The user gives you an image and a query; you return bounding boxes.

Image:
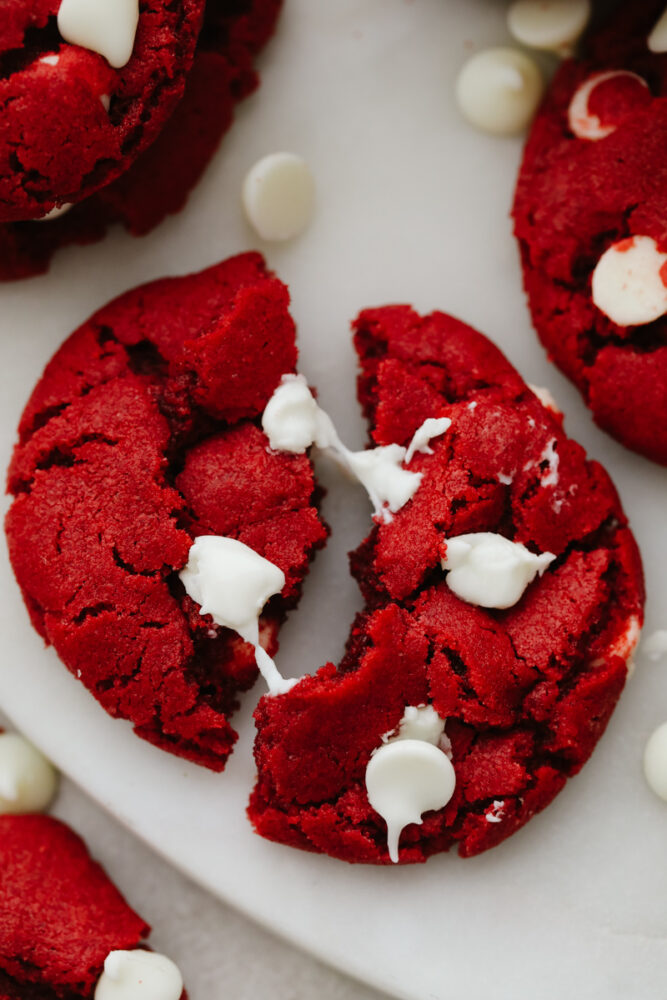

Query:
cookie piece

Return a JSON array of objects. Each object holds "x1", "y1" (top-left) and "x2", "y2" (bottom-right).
[
  {"x1": 0, "y1": 0, "x2": 283, "y2": 281},
  {"x1": 249, "y1": 306, "x2": 644, "y2": 863},
  {"x1": 0, "y1": 814, "x2": 186, "y2": 999},
  {"x1": 0, "y1": 0, "x2": 207, "y2": 223},
  {"x1": 5, "y1": 253, "x2": 327, "y2": 770},
  {"x1": 513, "y1": 0, "x2": 667, "y2": 464}
]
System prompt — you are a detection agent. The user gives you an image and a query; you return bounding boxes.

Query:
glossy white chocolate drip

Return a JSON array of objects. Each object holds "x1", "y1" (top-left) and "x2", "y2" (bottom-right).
[
  {"x1": 366, "y1": 705, "x2": 455, "y2": 863},
  {"x1": 262, "y1": 375, "x2": 451, "y2": 523},
  {"x1": 179, "y1": 536, "x2": 296, "y2": 695}
]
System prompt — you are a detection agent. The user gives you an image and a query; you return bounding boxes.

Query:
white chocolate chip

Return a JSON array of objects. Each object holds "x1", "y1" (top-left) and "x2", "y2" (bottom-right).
[
  {"x1": 365, "y1": 739, "x2": 456, "y2": 863},
  {"x1": 0, "y1": 733, "x2": 59, "y2": 813},
  {"x1": 441, "y1": 532, "x2": 555, "y2": 609},
  {"x1": 648, "y1": 5, "x2": 667, "y2": 53},
  {"x1": 508, "y1": 0, "x2": 591, "y2": 55},
  {"x1": 35, "y1": 203, "x2": 73, "y2": 222},
  {"x1": 57, "y1": 0, "x2": 140, "y2": 69},
  {"x1": 644, "y1": 722, "x2": 667, "y2": 801},
  {"x1": 95, "y1": 951, "x2": 183, "y2": 1000},
  {"x1": 568, "y1": 70, "x2": 649, "y2": 141},
  {"x1": 242, "y1": 153, "x2": 315, "y2": 241},
  {"x1": 456, "y1": 48, "x2": 544, "y2": 136},
  {"x1": 592, "y1": 236, "x2": 667, "y2": 327}
]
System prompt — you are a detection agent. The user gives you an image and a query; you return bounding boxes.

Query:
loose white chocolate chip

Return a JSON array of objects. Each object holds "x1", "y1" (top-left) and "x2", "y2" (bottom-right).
[
  {"x1": 592, "y1": 236, "x2": 667, "y2": 327},
  {"x1": 242, "y1": 153, "x2": 315, "y2": 241},
  {"x1": 643, "y1": 630, "x2": 667, "y2": 662},
  {"x1": 456, "y1": 48, "x2": 544, "y2": 136},
  {"x1": 644, "y1": 722, "x2": 667, "y2": 802},
  {"x1": 0, "y1": 733, "x2": 59, "y2": 814},
  {"x1": 95, "y1": 951, "x2": 183, "y2": 1000},
  {"x1": 441, "y1": 532, "x2": 554, "y2": 609},
  {"x1": 58, "y1": 0, "x2": 140, "y2": 69},
  {"x1": 508, "y1": 0, "x2": 591, "y2": 55},
  {"x1": 648, "y1": 5, "x2": 667, "y2": 53},
  {"x1": 568, "y1": 70, "x2": 649, "y2": 140}
]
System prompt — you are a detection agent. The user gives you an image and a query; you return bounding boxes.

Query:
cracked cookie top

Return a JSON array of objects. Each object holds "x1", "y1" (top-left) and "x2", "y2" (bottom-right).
[
  {"x1": 4, "y1": 252, "x2": 327, "y2": 770},
  {"x1": 513, "y1": 0, "x2": 667, "y2": 465},
  {"x1": 0, "y1": 0, "x2": 205, "y2": 222},
  {"x1": 249, "y1": 306, "x2": 644, "y2": 864}
]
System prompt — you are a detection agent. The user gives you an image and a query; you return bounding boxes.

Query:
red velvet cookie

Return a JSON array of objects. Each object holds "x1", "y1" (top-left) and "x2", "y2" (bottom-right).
[
  {"x1": 0, "y1": 813, "x2": 186, "y2": 1000},
  {"x1": 0, "y1": 0, "x2": 207, "y2": 223},
  {"x1": 249, "y1": 306, "x2": 644, "y2": 863},
  {"x1": 513, "y1": 0, "x2": 667, "y2": 465},
  {"x1": 5, "y1": 253, "x2": 327, "y2": 770},
  {"x1": 0, "y1": 0, "x2": 283, "y2": 281}
]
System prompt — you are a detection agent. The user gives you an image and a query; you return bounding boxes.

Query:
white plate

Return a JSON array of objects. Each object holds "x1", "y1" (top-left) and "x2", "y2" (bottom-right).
[{"x1": 2, "y1": 2, "x2": 667, "y2": 998}]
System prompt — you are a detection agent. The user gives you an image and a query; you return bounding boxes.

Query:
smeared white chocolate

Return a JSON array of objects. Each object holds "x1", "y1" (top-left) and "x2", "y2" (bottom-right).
[
  {"x1": 95, "y1": 951, "x2": 183, "y2": 1000},
  {"x1": 179, "y1": 536, "x2": 296, "y2": 695},
  {"x1": 568, "y1": 70, "x2": 649, "y2": 140},
  {"x1": 404, "y1": 417, "x2": 452, "y2": 464},
  {"x1": 0, "y1": 733, "x2": 58, "y2": 814},
  {"x1": 485, "y1": 800, "x2": 506, "y2": 824},
  {"x1": 366, "y1": 704, "x2": 455, "y2": 863},
  {"x1": 648, "y1": 6, "x2": 667, "y2": 53},
  {"x1": 644, "y1": 722, "x2": 667, "y2": 802},
  {"x1": 456, "y1": 48, "x2": 544, "y2": 136},
  {"x1": 242, "y1": 153, "x2": 315, "y2": 241},
  {"x1": 508, "y1": 0, "x2": 591, "y2": 56},
  {"x1": 592, "y1": 236, "x2": 667, "y2": 327},
  {"x1": 262, "y1": 375, "x2": 437, "y2": 523},
  {"x1": 58, "y1": 0, "x2": 140, "y2": 69},
  {"x1": 441, "y1": 532, "x2": 554, "y2": 609}
]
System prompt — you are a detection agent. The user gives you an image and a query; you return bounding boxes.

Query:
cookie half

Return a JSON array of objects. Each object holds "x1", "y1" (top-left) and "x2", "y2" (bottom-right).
[
  {"x1": 5, "y1": 253, "x2": 327, "y2": 770},
  {"x1": 513, "y1": 0, "x2": 667, "y2": 464},
  {"x1": 249, "y1": 306, "x2": 644, "y2": 863}
]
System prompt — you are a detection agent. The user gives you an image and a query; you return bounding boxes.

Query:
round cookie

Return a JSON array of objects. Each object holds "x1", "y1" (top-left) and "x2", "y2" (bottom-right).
[
  {"x1": 513, "y1": 0, "x2": 667, "y2": 465},
  {"x1": 5, "y1": 253, "x2": 327, "y2": 770},
  {"x1": 248, "y1": 306, "x2": 644, "y2": 863},
  {"x1": 0, "y1": 0, "x2": 283, "y2": 281},
  {"x1": 0, "y1": 0, "x2": 206, "y2": 223},
  {"x1": 0, "y1": 813, "x2": 186, "y2": 999}
]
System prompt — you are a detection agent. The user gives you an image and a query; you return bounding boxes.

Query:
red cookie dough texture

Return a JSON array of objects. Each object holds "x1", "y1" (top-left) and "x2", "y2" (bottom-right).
[
  {"x1": 249, "y1": 305, "x2": 645, "y2": 863},
  {"x1": 0, "y1": 814, "x2": 187, "y2": 999},
  {"x1": 0, "y1": 0, "x2": 284, "y2": 281},
  {"x1": 0, "y1": 0, "x2": 207, "y2": 222},
  {"x1": 5, "y1": 253, "x2": 327, "y2": 770},
  {"x1": 513, "y1": 0, "x2": 667, "y2": 464}
]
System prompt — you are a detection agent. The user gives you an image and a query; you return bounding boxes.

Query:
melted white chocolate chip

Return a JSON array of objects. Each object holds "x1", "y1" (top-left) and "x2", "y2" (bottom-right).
[
  {"x1": 95, "y1": 951, "x2": 183, "y2": 1000},
  {"x1": 592, "y1": 236, "x2": 667, "y2": 327},
  {"x1": 441, "y1": 532, "x2": 554, "y2": 609}
]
